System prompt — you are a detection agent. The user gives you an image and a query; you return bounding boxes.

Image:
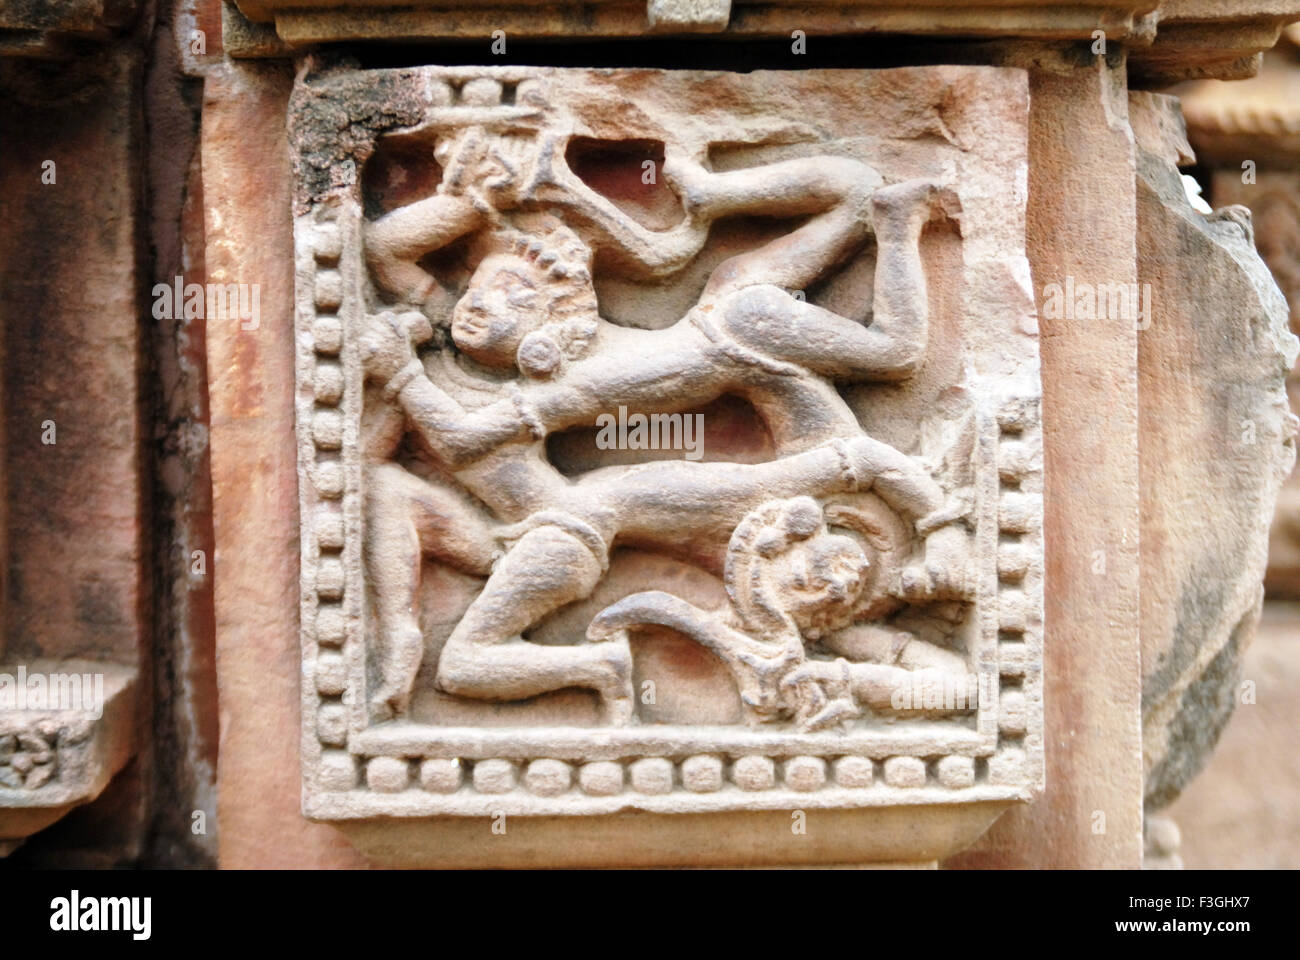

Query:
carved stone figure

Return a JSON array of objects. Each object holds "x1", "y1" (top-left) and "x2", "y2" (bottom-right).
[
  {"x1": 291, "y1": 64, "x2": 1044, "y2": 828},
  {"x1": 358, "y1": 149, "x2": 966, "y2": 723},
  {"x1": 589, "y1": 495, "x2": 976, "y2": 732}
]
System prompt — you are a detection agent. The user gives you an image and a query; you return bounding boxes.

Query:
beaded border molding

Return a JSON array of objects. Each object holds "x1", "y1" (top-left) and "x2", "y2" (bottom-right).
[{"x1": 292, "y1": 65, "x2": 1045, "y2": 820}]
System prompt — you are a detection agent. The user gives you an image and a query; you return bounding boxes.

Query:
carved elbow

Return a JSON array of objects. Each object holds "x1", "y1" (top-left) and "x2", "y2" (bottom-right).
[
  {"x1": 895, "y1": 345, "x2": 926, "y2": 379},
  {"x1": 866, "y1": 342, "x2": 925, "y2": 382}
]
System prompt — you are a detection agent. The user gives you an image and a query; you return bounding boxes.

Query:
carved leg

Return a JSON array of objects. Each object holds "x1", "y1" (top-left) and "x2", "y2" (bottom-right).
[
  {"x1": 834, "y1": 435, "x2": 946, "y2": 521},
  {"x1": 591, "y1": 434, "x2": 943, "y2": 542},
  {"x1": 364, "y1": 191, "x2": 484, "y2": 303},
  {"x1": 667, "y1": 155, "x2": 881, "y2": 299},
  {"x1": 869, "y1": 179, "x2": 959, "y2": 359},
  {"x1": 663, "y1": 155, "x2": 880, "y2": 221},
  {"x1": 365, "y1": 463, "x2": 499, "y2": 723},
  {"x1": 435, "y1": 523, "x2": 634, "y2": 720}
]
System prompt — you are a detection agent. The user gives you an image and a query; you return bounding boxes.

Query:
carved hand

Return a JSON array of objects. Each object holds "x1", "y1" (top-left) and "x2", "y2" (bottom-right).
[
  {"x1": 781, "y1": 659, "x2": 860, "y2": 731},
  {"x1": 782, "y1": 658, "x2": 850, "y2": 698},
  {"x1": 892, "y1": 524, "x2": 975, "y2": 602},
  {"x1": 660, "y1": 155, "x2": 710, "y2": 221},
  {"x1": 435, "y1": 130, "x2": 530, "y2": 216},
  {"x1": 479, "y1": 134, "x2": 534, "y2": 207},
  {"x1": 360, "y1": 310, "x2": 434, "y2": 383}
]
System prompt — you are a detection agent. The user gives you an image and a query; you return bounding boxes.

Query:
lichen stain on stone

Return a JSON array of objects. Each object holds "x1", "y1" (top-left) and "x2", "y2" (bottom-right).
[
  {"x1": 289, "y1": 69, "x2": 427, "y2": 216},
  {"x1": 1145, "y1": 611, "x2": 1248, "y2": 810}
]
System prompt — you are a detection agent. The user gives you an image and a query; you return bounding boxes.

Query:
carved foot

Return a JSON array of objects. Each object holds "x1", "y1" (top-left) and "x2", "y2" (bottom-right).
[
  {"x1": 894, "y1": 523, "x2": 976, "y2": 602},
  {"x1": 661, "y1": 155, "x2": 713, "y2": 219},
  {"x1": 369, "y1": 627, "x2": 424, "y2": 724},
  {"x1": 590, "y1": 629, "x2": 637, "y2": 726},
  {"x1": 368, "y1": 687, "x2": 408, "y2": 726},
  {"x1": 799, "y1": 697, "x2": 860, "y2": 733},
  {"x1": 782, "y1": 659, "x2": 860, "y2": 731},
  {"x1": 735, "y1": 648, "x2": 802, "y2": 723},
  {"x1": 872, "y1": 178, "x2": 961, "y2": 229}
]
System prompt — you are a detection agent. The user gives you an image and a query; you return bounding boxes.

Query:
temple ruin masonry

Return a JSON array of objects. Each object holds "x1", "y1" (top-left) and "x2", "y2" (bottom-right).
[{"x1": 2, "y1": 0, "x2": 1299, "y2": 870}]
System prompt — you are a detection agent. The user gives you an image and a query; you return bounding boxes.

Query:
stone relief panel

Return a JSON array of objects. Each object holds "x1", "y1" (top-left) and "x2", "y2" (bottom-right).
[{"x1": 289, "y1": 63, "x2": 1044, "y2": 819}]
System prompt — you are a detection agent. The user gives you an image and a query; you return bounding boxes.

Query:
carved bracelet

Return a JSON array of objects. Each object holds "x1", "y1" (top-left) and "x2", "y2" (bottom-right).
[{"x1": 383, "y1": 359, "x2": 425, "y2": 402}]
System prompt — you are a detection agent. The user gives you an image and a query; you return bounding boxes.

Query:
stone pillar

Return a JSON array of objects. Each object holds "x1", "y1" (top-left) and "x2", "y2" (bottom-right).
[
  {"x1": 0, "y1": 26, "x2": 147, "y2": 861},
  {"x1": 5, "y1": 0, "x2": 1293, "y2": 868},
  {"x1": 951, "y1": 48, "x2": 1146, "y2": 868},
  {"x1": 202, "y1": 60, "x2": 372, "y2": 868},
  {"x1": 193, "y1": 0, "x2": 1300, "y2": 869}
]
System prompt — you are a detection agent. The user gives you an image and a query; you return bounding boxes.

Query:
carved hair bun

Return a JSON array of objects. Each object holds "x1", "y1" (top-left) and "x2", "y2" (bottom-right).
[{"x1": 783, "y1": 497, "x2": 822, "y2": 539}]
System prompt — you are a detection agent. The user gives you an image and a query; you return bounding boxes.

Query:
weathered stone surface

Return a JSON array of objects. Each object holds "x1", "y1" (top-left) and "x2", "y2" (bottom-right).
[
  {"x1": 141, "y1": 0, "x2": 223, "y2": 870},
  {"x1": 680, "y1": 755, "x2": 723, "y2": 793},
  {"x1": 365, "y1": 756, "x2": 408, "y2": 792},
  {"x1": 732, "y1": 754, "x2": 775, "y2": 791},
  {"x1": 647, "y1": 0, "x2": 731, "y2": 32},
  {"x1": 937, "y1": 755, "x2": 975, "y2": 788},
  {"x1": 285, "y1": 61, "x2": 1043, "y2": 867},
  {"x1": 523, "y1": 758, "x2": 571, "y2": 796},
  {"x1": 627, "y1": 758, "x2": 673, "y2": 795},
  {"x1": 578, "y1": 760, "x2": 623, "y2": 796},
  {"x1": 0, "y1": 0, "x2": 1295, "y2": 877},
  {"x1": 203, "y1": 59, "x2": 370, "y2": 868},
  {"x1": 947, "y1": 49, "x2": 1144, "y2": 870},
  {"x1": 0, "y1": 46, "x2": 150, "y2": 864},
  {"x1": 783, "y1": 756, "x2": 828, "y2": 793},
  {"x1": 882, "y1": 756, "x2": 925, "y2": 788},
  {"x1": 419, "y1": 757, "x2": 462, "y2": 793},
  {"x1": 1131, "y1": 91, "x2": 1298, "y2": 813},
  {"x1": 0, "y1": 51, "x2": 147, "y2": 680},
  {"x1": 0, "y1": 0, "x2": 140, "y2": 58},
  {"x1": 1179, "y1": 35, "x2": 1300, "y2": 599},
  {"x1": 833, "y1": 755, "x2": 873, "y2": 788}
]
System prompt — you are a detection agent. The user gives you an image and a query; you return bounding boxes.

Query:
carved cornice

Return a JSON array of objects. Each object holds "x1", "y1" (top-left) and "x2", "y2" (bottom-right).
[
  {"x1": 226, "y1": 0, "x2": 1300, "y2": 82},
  {"x1": 233, "y1": 0, "x2": 1160, "y2": 42},
  {"x1": 1178, "y1": 27, "x2": 1300, "y2": 163}
]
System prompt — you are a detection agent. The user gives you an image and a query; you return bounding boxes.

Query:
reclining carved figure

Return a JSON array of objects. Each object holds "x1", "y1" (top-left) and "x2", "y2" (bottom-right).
[{"x1": 588, "y1": 496, "x2": 974, "y2": 732}]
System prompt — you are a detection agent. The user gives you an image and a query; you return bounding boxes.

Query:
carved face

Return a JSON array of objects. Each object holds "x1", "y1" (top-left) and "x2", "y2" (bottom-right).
[
  {"x1": 451, "y1": 256, "x2": 548, "y2": 366},
  {"x1": 779, "y1": 533, "x2": 869, "y2": 633}
]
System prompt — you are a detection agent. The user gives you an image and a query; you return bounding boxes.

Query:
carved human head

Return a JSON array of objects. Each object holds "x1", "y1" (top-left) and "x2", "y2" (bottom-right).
[
  {"x1": 451, "y1": 220, "x2": 599, "y2": 375},
  {"x1": 728, "y1": 496, "x2": 870, "y2": 640},
  {"x1": 776, "y1": 530, "x2": 870, "y2": 637}
]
